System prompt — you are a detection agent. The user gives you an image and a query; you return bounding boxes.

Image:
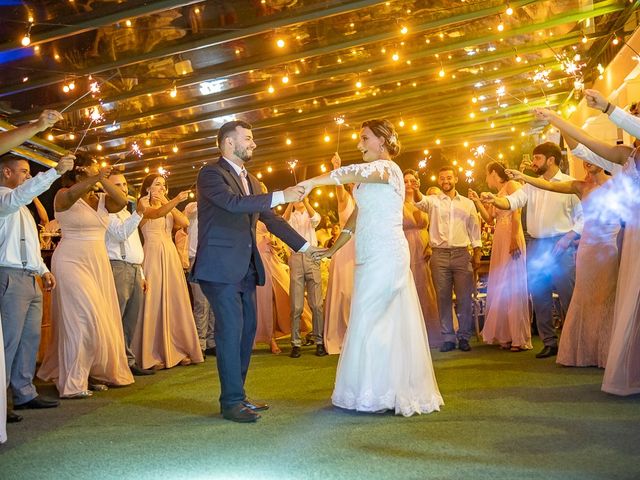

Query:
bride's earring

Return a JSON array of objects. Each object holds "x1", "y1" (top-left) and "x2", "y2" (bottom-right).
[{"x1": 379, "y1": 143, "x2": 384, "y2": 152}]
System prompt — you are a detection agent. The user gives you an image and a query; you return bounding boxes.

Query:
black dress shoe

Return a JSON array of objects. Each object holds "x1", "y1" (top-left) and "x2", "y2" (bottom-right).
[
  {"x1": 243, "y1": 398, "x2": 269, "y2": 411},
  {"x1": 289, "y1": 346, "x2": 301, "y2": 358},
  {"x1": 315, "y1": 344, "x2": 328, "y2": 356},
  {"x1": 439, "y1": 341, "x2": 456, "y2": 352},
  {"x1": 14, "y1": 395, "x2": 60, "y2": 410},
  {"x1": 536, "y1": 345, "x2": 558, "y2": 358},
  {"x1": 458, "y1": 339, "x2": 472, "y2": 352},
  {"x1": 221, "y1": 404, "x2": 260, "y2": 423},
  {"x1": 130, "y1": 364, "x2": 155, "y2": 376},
  {"x1": 7, "y1": 411, "x2": 23, "y2": 423},
  {"x1": 205, "y1": 347, "x2": 217, "y2": 357}
]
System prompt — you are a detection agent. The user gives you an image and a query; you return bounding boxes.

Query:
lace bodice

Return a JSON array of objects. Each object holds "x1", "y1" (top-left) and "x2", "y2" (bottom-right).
[{"x1": 331, "y1": 160, "x2": 406, "y2": 264}]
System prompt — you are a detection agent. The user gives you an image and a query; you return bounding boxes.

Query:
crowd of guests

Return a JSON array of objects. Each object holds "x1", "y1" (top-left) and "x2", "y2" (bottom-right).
[{"x1": 1, "y1": 87, "x2": 640, "y2": 439}]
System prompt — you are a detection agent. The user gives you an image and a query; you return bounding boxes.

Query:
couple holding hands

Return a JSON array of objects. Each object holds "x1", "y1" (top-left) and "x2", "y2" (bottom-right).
[{"x1": 192, "y1": 118, "x2": 442, "y2": 423}]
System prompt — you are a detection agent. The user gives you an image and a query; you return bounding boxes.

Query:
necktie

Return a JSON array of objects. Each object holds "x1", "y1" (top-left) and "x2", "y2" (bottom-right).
[{"x1": 239, "y1": 167, "x2": 250, "y2": 195}]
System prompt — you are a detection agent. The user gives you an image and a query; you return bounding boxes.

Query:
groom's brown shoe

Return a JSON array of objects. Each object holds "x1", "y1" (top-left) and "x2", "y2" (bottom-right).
[
  {"x1": 222, "y1": 403, "x2": 260, "y2": 423},
  {"x1": 243, "y1": 398, "x2": 269, "y2": 411}
]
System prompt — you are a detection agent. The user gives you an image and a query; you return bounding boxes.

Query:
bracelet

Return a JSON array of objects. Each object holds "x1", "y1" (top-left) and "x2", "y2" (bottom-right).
[
  {"x1": 341, "y1": 228, "x2": 353, "y2": 236},
  {"x1": 602, "y1": 102, "x2": 612, "y2": 114}
]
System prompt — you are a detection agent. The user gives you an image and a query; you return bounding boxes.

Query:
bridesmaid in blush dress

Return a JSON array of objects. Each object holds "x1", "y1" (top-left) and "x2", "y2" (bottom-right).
[
  {"x1": 470, "y1": 162, "x2": 531, "y2": 352},
  {"x1": 323, "y1": 154, "x2": 356, "y2": 355},
  {"x1": 402, "y1": 169, "x2": 441, "y2": 348},
  {"x1": 38, "y1": 156, "x2": 134, "y2": 398},
  {"x1": 133, "y1": 174, "x2": 203, "y2": 370}
]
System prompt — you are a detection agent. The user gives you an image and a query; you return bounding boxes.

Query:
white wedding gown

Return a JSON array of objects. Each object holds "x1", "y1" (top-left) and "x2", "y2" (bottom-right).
[{"x1": 330, "y1": 160, "x2": 444, "y2": 416}]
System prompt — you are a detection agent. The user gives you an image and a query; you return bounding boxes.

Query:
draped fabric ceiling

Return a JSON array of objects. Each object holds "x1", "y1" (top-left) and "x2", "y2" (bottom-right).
[{"x1": 0, "y1": 0, "x2": 638, "y2": 190}]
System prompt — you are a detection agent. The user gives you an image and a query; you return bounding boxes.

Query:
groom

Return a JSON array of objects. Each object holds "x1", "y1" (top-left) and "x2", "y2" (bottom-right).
[{"x1": 192, "y1": 120, "x2": 313, "y2": 423}]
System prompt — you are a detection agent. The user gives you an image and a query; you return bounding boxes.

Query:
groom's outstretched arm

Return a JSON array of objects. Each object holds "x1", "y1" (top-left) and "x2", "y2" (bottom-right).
[{"x1": 259, "y1": 208, "x2": 307, "y2": 253}]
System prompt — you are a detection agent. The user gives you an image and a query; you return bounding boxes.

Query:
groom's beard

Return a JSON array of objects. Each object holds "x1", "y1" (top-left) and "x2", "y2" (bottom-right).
[{"x1": 235, "y1": 147, "x2": 253, "y2": 162}]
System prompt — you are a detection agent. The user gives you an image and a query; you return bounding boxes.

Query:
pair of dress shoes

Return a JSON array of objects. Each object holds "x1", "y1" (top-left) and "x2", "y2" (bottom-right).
[
  {"x1": 130, "y1": 364, "x2": 155, "y2": 376},
  {"x1": 290, "y1": 344, "x2": 328, "y2": 358},
  {"x1": 440, "y1": 340, "x2": 472, "y2": 352},
  {"x1": 536, "y1": 345, "x2": 558, "y2": 358},
  {"x1": 14, "y1": 395, "x2": 60, "y2": 409},
  {"x1": 221, "y1": 398, "x2": 269, "y2": 423}
]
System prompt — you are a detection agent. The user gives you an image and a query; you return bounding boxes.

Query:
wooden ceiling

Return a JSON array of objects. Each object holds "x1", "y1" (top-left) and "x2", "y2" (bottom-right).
[{"x1": 0, "y1": 0, "x2": 638, "y2": 189}]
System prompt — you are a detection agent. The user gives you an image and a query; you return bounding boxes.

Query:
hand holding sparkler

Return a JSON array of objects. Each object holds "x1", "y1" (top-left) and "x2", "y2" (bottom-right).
[
  {"x1": 584, "y1": 89, "x2": 609, "y2": 113},
  {"x1": 35, "y1": 110, "x2": 64, "y2": 132},
  {"x1": 505, "y1": 168, "x2": 525, "y2": 181},
  {"x1": 330, "y1": 152, "x2": 342, "y2": 169},
  {"x1": 532, "y1": 107, "x2": 556, "y2": 123},
  {"x1": 54, "y1": 154, "x2": 75, "y2": 175}
]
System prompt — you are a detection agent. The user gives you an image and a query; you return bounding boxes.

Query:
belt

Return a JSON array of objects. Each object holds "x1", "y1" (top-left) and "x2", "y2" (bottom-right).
[
  {"x1": 109, "y1": 259, "x2": 142, "y2": 267},
  {"x1": 0, "y1": 266, "x2": 39, "y2": 276}
]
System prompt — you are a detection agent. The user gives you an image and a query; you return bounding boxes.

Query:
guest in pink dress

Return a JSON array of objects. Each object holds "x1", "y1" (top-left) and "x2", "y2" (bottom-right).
[
  {"x1": 507, "y1": 160, "x2": 619, "y2": 367},
  {"x1": 469, "y1": 162, "x2": 531, "y2": 351},
  {"x1": 532, "y1": 100, "x2": 639, "y2": 393},
  {"x1": 38, "y1": 156, "x2": 134, "y2": 398},
  {"x1": 403, "y1": 169, "x2": 441, "y2": 348},
  {"x1": 323, "y1": 154, "x2": 356, "y2": 354},
  {"x1": 133, "y1": 174, "x2": 203, "y2": 370}
]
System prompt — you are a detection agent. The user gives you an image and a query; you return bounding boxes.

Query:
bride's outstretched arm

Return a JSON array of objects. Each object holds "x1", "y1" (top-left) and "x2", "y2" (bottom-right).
[{"x1": 299, "y1": 162, "x2": 391, "y2": 194}]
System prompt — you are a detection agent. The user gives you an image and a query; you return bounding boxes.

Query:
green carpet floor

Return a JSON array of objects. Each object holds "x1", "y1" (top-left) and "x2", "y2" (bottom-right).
[{"x1": 1, "y1": 338, "x2": 639, "y2": 480}]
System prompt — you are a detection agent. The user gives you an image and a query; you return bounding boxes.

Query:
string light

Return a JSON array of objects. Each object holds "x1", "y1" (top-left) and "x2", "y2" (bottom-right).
[
  {"x1": 145, "y1": 139, "x2": 152, "y2": 146},
  {"x1": 505, "y1": 5, "x2": 514, "y2": 15},
  {"x1": 172, "y1": 145, "x2": 179, "y2": 153},
  {"x1": 612, "y1": 35, "x2": 620, "y2": 46},
  {"x1": 276, "y1": 38, "x2": 285, "y2": 48},
  {"x1": 400, "y1": 25, "x2": 408, "y2": 35},
  {"x1": 267, "y1": 166, "x2": 273, "y2": 173},
  {"x1": 285, "y1": 138, "x2": 292, "y2": 145},
  {"x1": 267, "y1": 85, "x2": 275, "y2": 94}
]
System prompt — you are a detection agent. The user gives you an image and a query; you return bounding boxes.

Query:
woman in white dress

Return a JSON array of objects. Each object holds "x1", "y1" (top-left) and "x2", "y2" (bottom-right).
[{"x1": 299, "y1": 119, "x2": 443, "y2": 416}]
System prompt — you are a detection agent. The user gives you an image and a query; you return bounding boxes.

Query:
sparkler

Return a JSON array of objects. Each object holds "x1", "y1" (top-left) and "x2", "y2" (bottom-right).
[
  {"x1": 334, "y1": 115, "x2": 345, "y2": 153},
  {"x1": 60, "y1": 72, "x2": 117, "y2": 113},
  {"x1": 288, "y1": 159, "x2": 299, "y2": 183}
]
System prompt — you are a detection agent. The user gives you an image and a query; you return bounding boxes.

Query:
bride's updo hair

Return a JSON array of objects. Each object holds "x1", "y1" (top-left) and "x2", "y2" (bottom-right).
[{"x1": 361, "y1": 119, "x2": 401, "y2": 157}]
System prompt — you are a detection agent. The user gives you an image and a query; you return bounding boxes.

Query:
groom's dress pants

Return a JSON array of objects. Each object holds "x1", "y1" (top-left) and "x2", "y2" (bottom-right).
[{"x1": 199, "y1": 263, "x2": 258, "y2": 409}]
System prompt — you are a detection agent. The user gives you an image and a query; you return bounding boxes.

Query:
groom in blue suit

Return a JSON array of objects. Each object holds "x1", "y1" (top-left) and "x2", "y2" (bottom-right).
[{"x1": 192, "y1": 120, "x2": 314, "y2": 423}]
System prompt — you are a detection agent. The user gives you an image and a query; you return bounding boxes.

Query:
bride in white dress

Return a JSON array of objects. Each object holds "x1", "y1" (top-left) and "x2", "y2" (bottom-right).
[{"x1": 299, "y1": 119, "x2": 443, "y2": 416}]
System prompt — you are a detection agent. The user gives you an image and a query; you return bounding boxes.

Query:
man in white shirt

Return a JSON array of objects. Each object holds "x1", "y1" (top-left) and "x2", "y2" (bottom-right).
[
  {"x1": 184, "y1": 200, "x2": 216, "y2": 357},
  {"x1": 412, "y1": 166, "x2": 482, "y2": 353},
  {"x1": 283, "y1": 198, "x2": 327, "y2": 358},
  {"x1": 482, "y1": 142, "x2": 583, "y2": 358},
  {"x1": 103, "y1": 174, "x2": 154, "y2": 376},
  {"x1": 0, "y1": 153, "x2": 74, "y2": 418}
]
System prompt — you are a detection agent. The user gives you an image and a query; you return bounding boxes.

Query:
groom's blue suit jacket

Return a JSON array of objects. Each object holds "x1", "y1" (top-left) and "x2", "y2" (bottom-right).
[{"x1": 192, "y1": 157, "x2": 306, "y2": 286}]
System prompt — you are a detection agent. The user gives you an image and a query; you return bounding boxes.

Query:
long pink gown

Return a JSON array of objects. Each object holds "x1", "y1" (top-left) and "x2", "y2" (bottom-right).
[
  {"x1": 602, "y1": 154, "x2": 640, "y2": 395},
  {"x1": 557, "y1": 184, "x2": 620, "y2": 368},
  {"x1": 255, "y1": 221, "x2": 312, "y2": 343},
  {"x1": 38, "y1": 195, "x2": 134, "y2": 396},
  {"x1": 402, "y1": 201, "x2": 442, "y2": 348},
  {"x1": 481, "y1": 188, "x2": 531, "y2": 350},
  {"x1": 323, "y1": 194, "x2": 356, "y2": 354},
  {"x1": 133, "y1": 214, "x2": 203, "y2": 369}
]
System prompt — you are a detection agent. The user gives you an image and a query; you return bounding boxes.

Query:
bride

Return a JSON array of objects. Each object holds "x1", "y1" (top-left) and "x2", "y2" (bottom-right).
[{"x1": 299, "y1": 119, "x2": 443, "y2": 416}]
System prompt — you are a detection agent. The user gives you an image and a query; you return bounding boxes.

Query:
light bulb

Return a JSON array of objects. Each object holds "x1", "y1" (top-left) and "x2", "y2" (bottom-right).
[
  {"x1": 276, "y1": 39, "x2": 285, "y2": 48},
  {"x1": 398, "y1": 120, "x2": 405, "y2": 127},
  {"x1": 286, "y1": 138, "x2": 292, "y2": 145},
  {"x1": 355, "y1": 80, "x2": 362, "y2": 88},
  {"x1": 438, "y1": 69, "x2": 445, "y2": 78},
  {"x1": 267, "y1": 166, "x2": 273, "y2": 173},
  {"x1": 400, "y1": 26, "x2": 408, "y2": 35},
  {"x1": 172, "y1": 145, "x2": 179, "y2": 153},
  {"x1": 391, "y1": 53, "x2": 399, "y2": 62},
  {"x1": 144, "y1": 167, "x2": 150, "y2": 173},
  {"x1": 281, "y1": 75, "x2": 289, "y2": 84},
  {"x1": 145, "y1": 139, "x2": 152, "y2": 146},
  {"x1": 96, "y1": 144, "x2": 103, "y2": 151},
  {"x1": 506, "y1": 6, "x2": 513, "y2": 15},
  {"x1": 47, "y1": 134, "x2": 54, "y2": 141},
  {"x1": 267, "y1": 85, "x2": 275, "y2": 94},
  {"x1": 497, "y1": 22, "x2": 504, "y2": 32},
  {"x1": 323, "y1": 135, "x2": 331, "y2": 142},
  {"x1": 435, "y1": 139, "x2": 441, "y2": 145},
  {"x1": 21, "y1": 35, "x2": 31, "y2": 47}
]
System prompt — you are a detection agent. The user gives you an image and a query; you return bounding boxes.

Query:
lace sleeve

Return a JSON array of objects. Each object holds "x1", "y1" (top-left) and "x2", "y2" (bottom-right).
[{"x1": 329, "y1": 160, "x2": 405, "y2": 198}]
